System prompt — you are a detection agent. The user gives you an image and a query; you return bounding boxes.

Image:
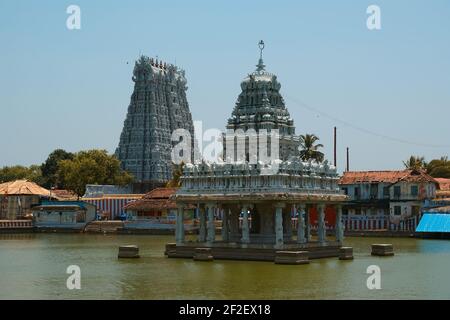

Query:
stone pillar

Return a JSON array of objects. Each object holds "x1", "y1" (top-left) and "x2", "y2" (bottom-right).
[
  {"x1": 274, "y1": 203, "x2": 285, "y2": 248},
  {"x1": 241, "y1": 204, "x2": 250, "y2": 244},
  {"x1": 283, "y1": 209, "x2": 293, "y2": 240},
  {"x1": 195, "y1": 203, "x2": 200, "y2": 219},
  {"x1": 206, "y1": 203, "x2": 216, "y2": 243},
  {"x1": 305, "y1": 205, "x2": 311, "y2": 242},
  {"x1": 335, "y1": 205, "x2": 344, "y2": 244},
  {"x1": 175, "y1": 205, "x2": 185, "y2": 245},
  {"x1": 221, "y1": 207, "x2": 230, "y2": 242},
  {"x1": 297, "y1": 204, "x2": 306, "y2": 244},
  {"x1": 317, "y1": 204, "x2": 326, "y2": 244},
  {"x1": 229, "y1": 207, "x2": 240, "y2": 241},
  {"x1": 198, "y1": 205, "x2": 206, "y2": 242}
]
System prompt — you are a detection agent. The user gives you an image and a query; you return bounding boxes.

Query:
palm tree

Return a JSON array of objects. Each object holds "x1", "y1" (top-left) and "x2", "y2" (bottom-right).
[
  {"x1": 299, "y1": 134, "x2": 325, "y2": 163},
  {"x1": 166, "y1": 162, "x2": 185, "y2": 188},
  {"x1": 426, "y1": 156, "x2": 450, "y2": 178},
  {"x1": 403, "y1": 156, "x2": 426, "y2": 171}
]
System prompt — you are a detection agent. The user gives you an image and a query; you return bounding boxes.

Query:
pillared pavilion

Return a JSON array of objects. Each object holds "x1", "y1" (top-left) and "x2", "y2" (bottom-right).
[{"x1": 167, "y1": 42, "x2": 348, "y2": 262}]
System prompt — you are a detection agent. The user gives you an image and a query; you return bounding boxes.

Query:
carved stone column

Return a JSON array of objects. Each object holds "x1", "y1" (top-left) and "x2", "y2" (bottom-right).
[
  {"x1": 317, "y1": 204, "x2": 326, "y2": 244},
  {"x1": 229, "y1": 206, "x2": 240, "y2": 242},
  {"x1": 305, "y1": 205, "x2": 311, "y2": 242},
  {"x1": 297, "y1": 204, "x2": 306, "y2": 244},
  {"x1": 221, "y1": 206, "x2": 230, "y2": 242},
  {"x1": 198, "y1": 205, "x2": 206, "y2": 242},
  {"x1": 335, "y1": 205, "x2": 344, "y2": 244},
  {"x1": 283, "y1": 209, "x2": 293, "y2": 240},
  {"x1": 274, "y1": 203, "x2": 285, "y2": 248},
  {"x1": 206, "y1": 203, "x2": 216, "y2": 243},
  {"x1": 241, "y1": 204, "x2": 251, "y2": 244},
  {"x1": 175, "y1": 204, "x2": 185, "y2": 245}
]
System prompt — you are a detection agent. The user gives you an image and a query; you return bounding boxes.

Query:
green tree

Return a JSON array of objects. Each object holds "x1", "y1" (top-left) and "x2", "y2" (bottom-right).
[
  {"x1": 299, "y1": 134, "x2": 325, "y2": 163},
  {"x1": 41, "y1": 149, "x2": 74, "y2": 188},
  {"x1": 403, "y1": 156, "x2": 427, "y2": 171},
  {"x1": 0, "y1": 165, "x2": 43, "y2": 184},
  {"x1": 429, "y1": 166, "x2": 450, "y2": 178},
  {"x1": 166, "y1": 162, "x2": 185, "y2": 188},
  {"x1": 57, "y1": 149, "x2": 134, "y2": 198},
  {"x1": 28, "y1": 165, "x2": 45, "y2": 185},
  {"x1": 427, "y1": 156, "x2": 450, "y2": 178}
]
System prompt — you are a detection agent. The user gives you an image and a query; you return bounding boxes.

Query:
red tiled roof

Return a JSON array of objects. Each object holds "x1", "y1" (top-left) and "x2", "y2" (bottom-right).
[
  {"x1": 123, "y1": 188, "x2": 194, "y2": 211},
  {"x1": 436, "y1": 191, "x2": 450, "y2": 198},
  {"x1": 436, "y1": 189, "x2": 450, "y2": 198},
  {"x1": 0, "y1": 180, "x2": 51, "y2": 196},
  {"x1": 339, "y1": 171, "x2": 409, "y2": 184},
  {"x1": 51, "y1": 189, "x2": 78, "y2": 200},
  {"x1": 435, "y1": 178, "x2": 450, "y2": 191},
  {"x1": 142, "y1": 187, "x2": 178, "y2": 199},
  {"x1": 339, "y1": 169, "x2": 437, "y2": 185},
  {"x1": 124, "y1": 199, "x2": 179, "y2": 211},
  {"x1": 83, "y1": 194, "x2": 143, "y2": 200},
  {"x1": 396, "y1": 170, "x2": 437, "y2": 184},
  {"x1": 429, "y1": 206, "x2": 450, "y2": 213}
]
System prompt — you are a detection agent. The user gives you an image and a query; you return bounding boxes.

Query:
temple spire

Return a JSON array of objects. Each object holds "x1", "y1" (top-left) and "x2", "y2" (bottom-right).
[{"x1": 256, "y1": 40, "x2": 265, "y2": 72}]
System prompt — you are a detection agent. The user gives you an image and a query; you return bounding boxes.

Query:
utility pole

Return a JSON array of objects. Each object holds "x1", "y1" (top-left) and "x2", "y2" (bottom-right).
[
  {"x1": 346, "y1": 147, "x2": 350, "y2": 172},
  {"x1": 334, "y1": 127, "x2": 337, "y2": 168}
]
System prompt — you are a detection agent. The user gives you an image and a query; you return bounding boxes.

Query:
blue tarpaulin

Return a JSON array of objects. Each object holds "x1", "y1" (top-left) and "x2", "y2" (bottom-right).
[{"x1": 416, "y1": 213, "x2": 450, "y2": 233}]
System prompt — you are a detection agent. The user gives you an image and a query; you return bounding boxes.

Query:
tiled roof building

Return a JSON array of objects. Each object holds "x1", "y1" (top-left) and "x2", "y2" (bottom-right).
[
  {"x1": 338, "y1": 169, "x2": 438, "y2": 231},
  {"x1": 339, "y1": 169, "x2": 437, "y2": 185},
  {"x1": 124, "y1": 187, "x2": 180, "y2": 211},
  {"x1": 435, "y1": 178, "x2": 450, "y2": 199}
]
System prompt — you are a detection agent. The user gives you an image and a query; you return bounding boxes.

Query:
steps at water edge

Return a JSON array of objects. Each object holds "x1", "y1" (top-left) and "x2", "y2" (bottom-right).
[{"x1": 84, "y1": 221, "x2": 124, "y2": 233}]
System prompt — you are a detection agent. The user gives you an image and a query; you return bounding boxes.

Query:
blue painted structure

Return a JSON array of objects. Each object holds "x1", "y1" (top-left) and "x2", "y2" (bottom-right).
[
  {"x1": 39, "y1": 200, "x2": 95, "y2": 210},
  {"x1": 416, "y1": 213, "x2": 450, "y2": 233},
  {"x1": 32, "y1": 201, "x2": 97, "y2": 230}
]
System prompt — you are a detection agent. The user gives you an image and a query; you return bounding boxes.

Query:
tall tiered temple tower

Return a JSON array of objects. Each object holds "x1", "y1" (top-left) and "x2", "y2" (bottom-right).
[
  {"x1": 225, "y1": 41, "x2": 300, "y2": 161},
  {"x1": 116, "y1": 56, "x2": 195, "y2": 192}
]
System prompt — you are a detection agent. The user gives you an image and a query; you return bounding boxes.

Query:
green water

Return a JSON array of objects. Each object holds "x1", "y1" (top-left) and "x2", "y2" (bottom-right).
[{"x1": 0, "y1": 233, "x2": 449, "y2": 300}]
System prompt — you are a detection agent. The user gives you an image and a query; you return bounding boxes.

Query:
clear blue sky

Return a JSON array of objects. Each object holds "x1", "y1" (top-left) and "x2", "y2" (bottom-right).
[{"x1": 1, "y1": 0, "x2": 449, "y2": 173}]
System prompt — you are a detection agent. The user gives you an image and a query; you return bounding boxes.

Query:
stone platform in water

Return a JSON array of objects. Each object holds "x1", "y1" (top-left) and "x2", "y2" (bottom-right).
[
  {"x1": 118, "y1": 245, "x2": 140, "y2": 258},
  {"x1": 193, "y1": 248, "x2": 214, "y2": 261},
  {"x1": 165, "y1": 241, "x2": 342, "y2": 262},
  {"x1": 339, "y1": 247, "x2": 354, "y2": 260},
  {"x1": 85, "y1": 221, "x2": 124, "y2": 234},
  {"x1": 274, "y1": 251, "x2": 309, "y2": 265},
  {"x1": 371, "y1": 244, "x2": 394, "y2": 256}
]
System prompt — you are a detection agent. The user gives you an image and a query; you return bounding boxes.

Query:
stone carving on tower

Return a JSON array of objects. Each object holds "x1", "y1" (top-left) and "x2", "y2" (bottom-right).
[
  {"x1": 225, "y1": 40, "x2": 300, "y2": 162},
  {"x1": 115, "y1": 56, "x2": 195, "y2": 192}
]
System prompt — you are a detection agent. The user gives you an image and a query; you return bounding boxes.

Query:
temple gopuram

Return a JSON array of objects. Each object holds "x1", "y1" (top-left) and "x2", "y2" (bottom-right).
[
  {"x1": 116, "y1": 56, "x2": 195, "y2": 193},
  {"x1": 166, "y1": 42, "x2": 349, "y2": 263}
]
